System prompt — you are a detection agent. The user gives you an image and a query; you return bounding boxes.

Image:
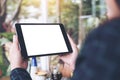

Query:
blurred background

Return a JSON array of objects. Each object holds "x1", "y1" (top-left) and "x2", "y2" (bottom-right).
[{"x1": 0, "y1": 0, "x2": 107, "y2": 79}]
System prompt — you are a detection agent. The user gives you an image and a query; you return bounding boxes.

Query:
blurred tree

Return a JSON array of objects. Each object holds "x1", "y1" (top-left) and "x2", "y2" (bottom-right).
[
  {"x1": 0, "y1": 1, "x2": 22, "y2": 77},
  {"x1": 20, "y1": 0, "x2": 40, "y2": 18},
  {"x1": 61, "y1": 0, "x2": 79, "y2": 44},
  {"x1": 0, "y1": 0, "x2": 22, "y2": 32},
  {"x1": 46, "y1": 0, "x2": 79, "y2": 44},
  {"x1": 0, "y1": 0, "x2": 7, "y2": 32},
  {"x1": 0, "y1": 0, "x2": 41, "y2": 32},
  {"x1": 0, "y1": 0, "x2": 41, "y2": 77},
  {"x1": 48, "y1": 0, "x2": 56, "y2": 16},
  {"x1": 22, "y1": 0, "x2": 40, "y2": 7}
]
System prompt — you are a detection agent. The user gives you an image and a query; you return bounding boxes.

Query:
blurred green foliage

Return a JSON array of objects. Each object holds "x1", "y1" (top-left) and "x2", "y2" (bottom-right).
[
  {"x1": 61, "y1": 1, "x2": 79, "y2": 28},
  {"x1": 0, "y1": 32, "x2": 13, "y2": 77},
  {"x1": 0, "y1": 47, "x2": 8, "y2": 77},
  {"x1": 0, "y1": 64, "x2": 8, "y2": 77},
  {"x1": 0, "y1": 48, "x2": 3, "y2": 65},
  {"x1": 61, "y1": 1, "x2": 79, "y2": 44},
  {"x1": 0, "y1": 32, "x2": 13, "y2": 41}
]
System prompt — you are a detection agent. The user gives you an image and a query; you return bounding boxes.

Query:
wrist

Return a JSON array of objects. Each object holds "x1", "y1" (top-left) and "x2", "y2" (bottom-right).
[
  {"x1": 11, "y1": 65, "x2": 23, "y2": 71},
  {"x1": 10, "y1": 64, "x2": 26, "y2": 71}
]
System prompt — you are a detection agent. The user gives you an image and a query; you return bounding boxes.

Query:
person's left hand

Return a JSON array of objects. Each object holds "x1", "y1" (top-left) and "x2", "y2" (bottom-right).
[{"x1": 9, "y1": 35, "x2": 28, "y2": 70}]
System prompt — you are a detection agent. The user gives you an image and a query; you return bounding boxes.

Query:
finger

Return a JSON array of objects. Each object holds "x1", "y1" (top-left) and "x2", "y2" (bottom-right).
[
  {"x1": 59, "y1": 54, "x2": 70, "y2": 63},
  {"x1": 67, "y1": 34, "x2": 76, "y2": 48},
  {"x1": 67, "y1": 34, "x2": 79, "y2": 55},
  {"x1": 13, "y1": 35, "x2": 19, "y2": 50}
]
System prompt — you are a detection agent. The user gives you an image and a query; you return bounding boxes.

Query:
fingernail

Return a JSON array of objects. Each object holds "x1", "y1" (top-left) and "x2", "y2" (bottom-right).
[{"x1": 13, "y1": 35, "x2": 16, "y2": 41}]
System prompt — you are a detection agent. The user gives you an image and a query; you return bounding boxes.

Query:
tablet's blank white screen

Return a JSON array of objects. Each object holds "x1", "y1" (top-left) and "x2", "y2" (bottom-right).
[{"x1": 21, "y1": 25, "x2": 68, "y2": 56}]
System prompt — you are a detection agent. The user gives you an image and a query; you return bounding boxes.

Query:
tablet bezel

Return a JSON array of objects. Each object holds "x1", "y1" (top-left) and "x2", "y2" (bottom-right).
[{"x1": 15, "y1": 23, "x2": 73, "y2": 59}]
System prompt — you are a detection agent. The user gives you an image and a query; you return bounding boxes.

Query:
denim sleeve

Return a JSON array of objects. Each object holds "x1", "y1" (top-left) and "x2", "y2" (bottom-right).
[{"x1": 10, "y1": 68, "x2": 32, "y2": 80}]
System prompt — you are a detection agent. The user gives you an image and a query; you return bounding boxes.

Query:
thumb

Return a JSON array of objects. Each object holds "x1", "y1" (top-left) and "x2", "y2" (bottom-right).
[{"x1": 13, "y1": 35, "x2": 19, "y2": 50}]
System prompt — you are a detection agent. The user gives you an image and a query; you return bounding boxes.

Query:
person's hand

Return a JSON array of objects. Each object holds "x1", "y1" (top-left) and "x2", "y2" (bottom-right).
[
  {"x1": 59, "y1": 35, "x2": 78, "y2": 77},
  {"x1": 106, "y1": 0, "x2": 120, "y2": 19},
  {"x1": 9, "y1": 35, "x2": 28, "y2": 70}
]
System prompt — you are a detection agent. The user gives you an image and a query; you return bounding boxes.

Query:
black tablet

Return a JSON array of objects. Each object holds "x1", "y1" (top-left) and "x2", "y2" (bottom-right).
[{"x1": 15, "y1": 23, "x2": 73, "y2": 59}]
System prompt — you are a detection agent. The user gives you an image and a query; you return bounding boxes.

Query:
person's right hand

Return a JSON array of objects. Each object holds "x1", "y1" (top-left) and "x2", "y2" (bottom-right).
[
  {"x1": 9, "y1": 35, "x2": 28, "y2": 70},
  {"x1": 59, "y1": 35, "x2": 78, "y2": 77}
]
